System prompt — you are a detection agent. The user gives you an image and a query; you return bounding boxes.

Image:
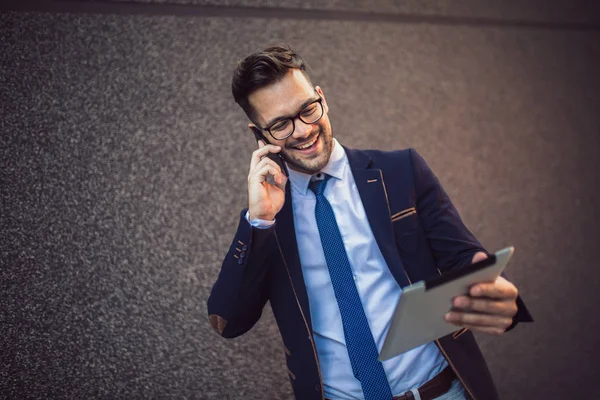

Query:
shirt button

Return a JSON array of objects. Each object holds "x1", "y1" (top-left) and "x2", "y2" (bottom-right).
[{"x1": 353, "y1": 275, "x2": 357, "y2": 281}]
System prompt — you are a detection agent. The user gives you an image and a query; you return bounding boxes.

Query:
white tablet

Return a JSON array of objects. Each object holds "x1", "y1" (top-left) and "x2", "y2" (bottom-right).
[{"x1": 379, "y1": 246, "x2": 515, "y2": 361}]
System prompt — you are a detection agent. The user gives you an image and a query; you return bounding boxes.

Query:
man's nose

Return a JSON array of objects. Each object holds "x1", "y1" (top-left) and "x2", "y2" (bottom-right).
[{"x1": 291, "y1": 118, "x2": 315, "y2": 139}]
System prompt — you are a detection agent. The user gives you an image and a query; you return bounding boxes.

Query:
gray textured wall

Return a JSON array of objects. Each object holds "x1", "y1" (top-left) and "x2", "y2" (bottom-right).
[{"x1": 1, "y1": 2, "x2": 599, "y2": 399}]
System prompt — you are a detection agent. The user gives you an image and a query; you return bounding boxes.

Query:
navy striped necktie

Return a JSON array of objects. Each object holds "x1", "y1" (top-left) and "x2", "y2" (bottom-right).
[{"x1": 309, "y1": 174, "x2": 393, "y2": 400}]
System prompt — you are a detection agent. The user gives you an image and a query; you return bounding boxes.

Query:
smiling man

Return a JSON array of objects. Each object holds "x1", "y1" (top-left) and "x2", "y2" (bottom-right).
[{"x1": 207, "y1": 45, "x2": 532, "y2": 400}]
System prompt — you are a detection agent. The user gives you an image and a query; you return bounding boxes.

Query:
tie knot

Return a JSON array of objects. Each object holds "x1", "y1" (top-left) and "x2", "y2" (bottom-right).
[{"x1": 309, "y1": 173, "x2": 331, "y2": 196}]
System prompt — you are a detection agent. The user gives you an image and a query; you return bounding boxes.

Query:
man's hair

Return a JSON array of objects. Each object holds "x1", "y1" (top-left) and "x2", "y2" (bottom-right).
[{"x1": 231, "y1": 45, "x2": 312, "y2": 123}]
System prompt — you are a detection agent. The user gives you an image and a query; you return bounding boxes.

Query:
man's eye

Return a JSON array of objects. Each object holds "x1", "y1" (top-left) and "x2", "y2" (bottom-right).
[
  {"x1": 271, "y1": 120, "x2": 291, "y2": 132},
  {"x1": 302, "y1": 105, "x2": 317, "y2": 116}
]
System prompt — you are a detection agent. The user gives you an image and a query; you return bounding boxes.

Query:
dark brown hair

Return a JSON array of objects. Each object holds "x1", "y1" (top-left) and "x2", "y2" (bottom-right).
[{"x1": 231, "y1": 45, "x2": 312, "y2": 123}]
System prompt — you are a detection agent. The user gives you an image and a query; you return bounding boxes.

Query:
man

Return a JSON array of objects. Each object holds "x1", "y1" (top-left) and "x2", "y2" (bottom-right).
[{"x1": 208, "y1": 45, "x2": 532, "y2": 400}]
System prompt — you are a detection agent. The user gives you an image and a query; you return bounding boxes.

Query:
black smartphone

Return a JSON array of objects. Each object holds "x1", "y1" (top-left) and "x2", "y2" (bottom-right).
[{"x1": 252, "y1": 128, "x2": 289, "y2": 177}]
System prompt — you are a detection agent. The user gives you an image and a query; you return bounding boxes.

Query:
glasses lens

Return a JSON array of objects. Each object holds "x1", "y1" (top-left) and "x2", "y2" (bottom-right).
[
  {"x1": 300, "y1": 101, "x2": 323, "y2": 124},
  {"x1": 270, "y1": 119, "x2": 294, "y2": 139}
]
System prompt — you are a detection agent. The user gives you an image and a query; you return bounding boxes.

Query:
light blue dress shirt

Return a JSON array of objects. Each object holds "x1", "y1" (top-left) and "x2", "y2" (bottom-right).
[{"x1": 248, "y1": 139, "x2": 448, "y2": 399}]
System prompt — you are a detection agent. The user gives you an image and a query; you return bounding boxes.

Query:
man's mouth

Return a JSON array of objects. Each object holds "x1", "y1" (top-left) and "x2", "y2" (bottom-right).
[{"x1": 292, "y1": 133, "x2": 320, "y2": 151}]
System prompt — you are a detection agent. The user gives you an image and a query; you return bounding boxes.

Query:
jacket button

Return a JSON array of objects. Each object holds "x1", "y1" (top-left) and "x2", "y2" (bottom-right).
[
  {"x1": 240, "y1": 251, "x2": 246, "y2": 258},
  {"x1": 237, "y1": 258, "x2": 243, "y2": 265},
  {"x1": 315, "y1": 384, "x2": 320, "y2": 392},
  {"x1": 242, "y1": 245, "x2": 248, "y2": 251}
]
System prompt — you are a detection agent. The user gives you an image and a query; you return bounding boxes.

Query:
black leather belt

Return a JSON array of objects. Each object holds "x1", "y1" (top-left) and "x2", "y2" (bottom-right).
[
  {"x1": 393, "y1": 366, "x2": 456, "y2": 400},
  {"x1": 324, "y1": 366, "x2": 457, "y2": 400}
]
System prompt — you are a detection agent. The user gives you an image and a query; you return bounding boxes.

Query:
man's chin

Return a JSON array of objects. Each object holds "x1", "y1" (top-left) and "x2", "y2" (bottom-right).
[
  {"x1": 284, "y1": 133, "x2": 333, "y2": 174},
  {"x1": 285, "y1": 154, "x2": 329, "y2": 175}
]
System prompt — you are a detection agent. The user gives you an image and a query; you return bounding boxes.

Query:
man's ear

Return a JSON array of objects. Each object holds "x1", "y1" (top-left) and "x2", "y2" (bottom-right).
[{"x1": 315, "y1": 86, "x2": 328, "y2": 113}]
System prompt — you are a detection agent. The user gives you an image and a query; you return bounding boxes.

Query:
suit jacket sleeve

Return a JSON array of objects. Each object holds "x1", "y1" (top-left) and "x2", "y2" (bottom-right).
[
  {"x1": 409, "y1": 148, "x2": 533, "y2": 328},
  {"x1": 206, "y1": 209, "x2": 275, "y2": 338},
  {"x1": 409, "y1": 148, "x2": 486, "y2": 271}
]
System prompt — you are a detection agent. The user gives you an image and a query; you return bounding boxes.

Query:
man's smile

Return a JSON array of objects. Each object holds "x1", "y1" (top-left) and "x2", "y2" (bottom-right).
[{"x1": 289, "y1": 131, "x2": 321, "y2": 155}]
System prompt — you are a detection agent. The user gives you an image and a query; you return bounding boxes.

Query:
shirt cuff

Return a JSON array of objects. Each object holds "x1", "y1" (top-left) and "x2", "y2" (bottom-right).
[{"x1": 245, "y1": 210, "x2": 276, "y2": 229}]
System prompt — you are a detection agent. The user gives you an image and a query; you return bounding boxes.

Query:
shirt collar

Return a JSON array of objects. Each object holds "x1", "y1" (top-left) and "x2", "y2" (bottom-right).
[{"x1": 287, "y1": 138, "x2": 347, "y2": 196}]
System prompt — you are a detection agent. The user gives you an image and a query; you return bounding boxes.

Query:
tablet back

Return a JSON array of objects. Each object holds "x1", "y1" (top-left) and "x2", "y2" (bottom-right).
[{"x1": 379, "y1": 247, "x2": 514, "y2": 361}]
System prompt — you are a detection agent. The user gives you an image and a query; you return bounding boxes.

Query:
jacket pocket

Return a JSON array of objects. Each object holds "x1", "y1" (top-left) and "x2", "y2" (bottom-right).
[
  {"x1": 391, "y1": 207, "x2": 416, "y2": 222},
  {"x1": 392, "y1": 210, "x2": 419, "y2": 254}
]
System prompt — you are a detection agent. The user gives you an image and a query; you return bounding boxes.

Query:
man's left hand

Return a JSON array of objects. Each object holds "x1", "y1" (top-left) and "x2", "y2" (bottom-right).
[{"x1": 444, "y1": 252, "x2": 518, "y2": 336}]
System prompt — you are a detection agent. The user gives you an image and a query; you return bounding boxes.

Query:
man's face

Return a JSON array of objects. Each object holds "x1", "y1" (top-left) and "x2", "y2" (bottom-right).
[{"x1": 248, "y1": 69, "x2": 334, "y2": 175}]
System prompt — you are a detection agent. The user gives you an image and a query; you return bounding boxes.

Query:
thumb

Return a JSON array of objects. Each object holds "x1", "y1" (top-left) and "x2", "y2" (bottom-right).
[{"x1": 471, "y1": 251, "x2": 488, "y2": 264}]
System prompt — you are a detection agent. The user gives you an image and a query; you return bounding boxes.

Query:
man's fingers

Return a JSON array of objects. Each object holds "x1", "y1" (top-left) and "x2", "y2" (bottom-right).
[
  {"x1": 249, "y1": 156, "x2": 282, "y2": 179},
  {"x1": 470, "y1": 276, "x2": 518, "y2": 300},
  {"x1": 249, "y1": 163, "x2": 282, "y2": 184},
  {"x1": 453, "y1": 325, "x2": 506, "y2": 336},
  {"x1": 445, "y1": 310, "x2": 513, "y2": 330},
  {"x1": 452, "y1": 296, "x2": 518, "y2": 317},
  {"x1": 250, "y1": 144, "x2": 281, "y2": 171}
]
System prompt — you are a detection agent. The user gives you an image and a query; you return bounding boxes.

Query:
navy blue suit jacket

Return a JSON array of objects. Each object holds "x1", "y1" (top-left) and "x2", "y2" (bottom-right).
[{"x1": 208, "y1": 147, "x2": 532, "y2": 400}]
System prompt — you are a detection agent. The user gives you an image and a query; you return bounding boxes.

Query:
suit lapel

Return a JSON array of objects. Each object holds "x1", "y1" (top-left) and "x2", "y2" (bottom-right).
[
  {"x1": 274, "y1": 183, "x2": 313, "y2": 331},
  {"x1": 345, "y1": 147, "x2": 412, "y2": 288}
]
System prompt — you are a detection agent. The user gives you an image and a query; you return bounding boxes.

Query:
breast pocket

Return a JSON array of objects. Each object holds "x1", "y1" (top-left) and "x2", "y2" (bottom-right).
[{"x1": 391, "y1": 207, "x2": 419, "y2": 255}]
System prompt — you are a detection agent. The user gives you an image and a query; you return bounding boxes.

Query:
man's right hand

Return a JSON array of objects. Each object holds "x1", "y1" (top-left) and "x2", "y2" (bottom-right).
[{"x1": 247, "y1": 141, "x2": 288, "y2": 221}]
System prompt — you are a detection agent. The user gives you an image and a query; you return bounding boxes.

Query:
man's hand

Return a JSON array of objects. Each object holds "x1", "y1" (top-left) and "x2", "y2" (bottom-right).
[
  {"x1": 444, "y1": 252, "x2": 518, "y2": 336},
  {"x1": 247, "y1": 140, "x2": 288, "y2": 221}
]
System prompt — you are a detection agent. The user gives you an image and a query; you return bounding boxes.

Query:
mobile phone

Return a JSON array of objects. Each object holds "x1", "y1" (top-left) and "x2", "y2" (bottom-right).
[{"x1": 252, "y1": 127, "x2": 289, "y2": 177}]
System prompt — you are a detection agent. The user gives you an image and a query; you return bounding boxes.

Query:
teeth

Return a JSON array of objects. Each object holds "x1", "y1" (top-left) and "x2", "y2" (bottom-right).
[{"x1": 296, "y1": 135, "x2": 318, "y2": 150}]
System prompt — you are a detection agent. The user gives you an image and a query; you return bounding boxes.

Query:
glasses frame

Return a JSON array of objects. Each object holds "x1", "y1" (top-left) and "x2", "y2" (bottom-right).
[{"x1": 256, "y1": 91, "x2": 324, "y2": 141}]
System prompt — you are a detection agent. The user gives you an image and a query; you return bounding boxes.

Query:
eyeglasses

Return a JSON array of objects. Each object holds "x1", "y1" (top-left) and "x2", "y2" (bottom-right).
[{"x1": 256, "y1": 93, "x2": 325, "y2": 140}]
